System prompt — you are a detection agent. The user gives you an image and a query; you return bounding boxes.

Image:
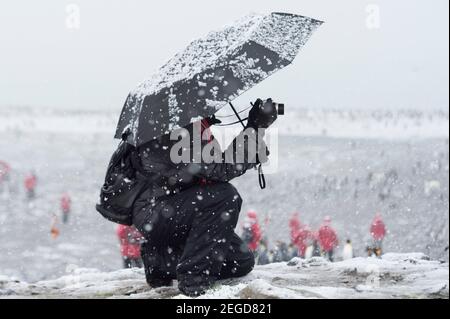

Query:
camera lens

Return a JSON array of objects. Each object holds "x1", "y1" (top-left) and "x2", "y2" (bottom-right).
[{"x1": 277, "y1": 103, "x2": 284, "y2": 115}]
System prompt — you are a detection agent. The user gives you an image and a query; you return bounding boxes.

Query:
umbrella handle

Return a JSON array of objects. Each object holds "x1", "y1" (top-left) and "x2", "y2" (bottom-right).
[{"x1": 228, "y1": 102, "x2": 246, "y2": 129}]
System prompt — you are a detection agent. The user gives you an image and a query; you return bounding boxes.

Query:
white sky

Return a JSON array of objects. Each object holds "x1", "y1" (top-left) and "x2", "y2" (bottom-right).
[{"x1": 0, "y1": 0, "x2": 448, "y2": 112}]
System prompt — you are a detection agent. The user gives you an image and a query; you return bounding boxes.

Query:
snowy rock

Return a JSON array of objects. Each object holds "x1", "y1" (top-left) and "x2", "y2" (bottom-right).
[{"x1": 0, "y1": 253, "x2": 447, "y2": 299}]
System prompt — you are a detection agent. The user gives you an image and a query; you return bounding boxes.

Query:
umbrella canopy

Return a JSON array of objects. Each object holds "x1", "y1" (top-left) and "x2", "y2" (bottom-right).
[{"x1": 115, "y1": 12, "x2": 323, "y2": 146}]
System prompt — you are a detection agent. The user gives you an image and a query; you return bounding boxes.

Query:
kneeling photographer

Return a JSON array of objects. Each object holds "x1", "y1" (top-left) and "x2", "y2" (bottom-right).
[{"x1": 132, "y1": 98, "x2": 278, "y2": 296}]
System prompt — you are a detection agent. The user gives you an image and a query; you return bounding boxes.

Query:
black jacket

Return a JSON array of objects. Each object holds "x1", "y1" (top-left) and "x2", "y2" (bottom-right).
[{"x1": 135, "y1": 124, "x2": 268, "y2": 199}]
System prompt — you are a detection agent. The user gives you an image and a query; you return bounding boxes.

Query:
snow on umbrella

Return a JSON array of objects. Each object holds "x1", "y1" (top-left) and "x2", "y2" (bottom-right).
[{"x1": 115, "y1": 12, "x2": 323, "y2": 147}]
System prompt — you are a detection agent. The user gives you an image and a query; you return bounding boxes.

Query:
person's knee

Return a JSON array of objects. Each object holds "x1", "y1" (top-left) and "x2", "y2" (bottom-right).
[
  {"x1": 226, "y1": 184, "x2": 243, "y2": 208},
  {"x1": 211, "y1": 183, "x2": 243, "y2": 219}
]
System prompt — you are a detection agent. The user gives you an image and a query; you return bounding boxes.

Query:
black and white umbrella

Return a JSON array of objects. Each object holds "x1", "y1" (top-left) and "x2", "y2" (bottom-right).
[{"x1": 115, "y1": 12, "x2": 323, "y2": 146}]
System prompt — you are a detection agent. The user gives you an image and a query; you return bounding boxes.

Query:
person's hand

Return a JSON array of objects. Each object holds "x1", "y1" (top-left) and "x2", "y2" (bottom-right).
[{"x1": 246, "y1": 98, "x2": 278, "y2": 129}]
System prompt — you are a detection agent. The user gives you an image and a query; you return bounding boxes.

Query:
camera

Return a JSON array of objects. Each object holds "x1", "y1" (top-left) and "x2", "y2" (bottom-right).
[
  {"x1": 261, "y1": 99, "x2": 284, "y2": 115},
  {"x1": 273, "y1": 102, "x2": 284, "y2": 115},
  {"x1": 247, "y1": 98, "x2": 284, "y2": 129}
]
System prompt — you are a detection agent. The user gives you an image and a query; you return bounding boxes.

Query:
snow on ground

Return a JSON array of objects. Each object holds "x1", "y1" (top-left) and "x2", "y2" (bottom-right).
[{"x1": 0, "y1": 253, "x2": 448, "y2": 299}]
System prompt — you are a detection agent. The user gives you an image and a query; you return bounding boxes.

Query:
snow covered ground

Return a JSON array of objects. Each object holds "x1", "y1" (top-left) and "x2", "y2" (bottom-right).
[
  {"x1": 0, "y1": 253, "x2": 448, "y2": 299},
  {"x1": 0, "y1": 106, "x2": 448, "y2": 285}
]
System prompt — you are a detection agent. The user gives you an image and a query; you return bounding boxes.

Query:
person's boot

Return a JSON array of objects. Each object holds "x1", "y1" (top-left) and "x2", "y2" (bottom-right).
[
  {"x1": 178, "y1": 283, "x2": 210, "y2": 297},
  {"x1": 141, "y1": 245, "x2": 177, "y2": 288},
  {"x1": 146, "y1": 277, "x2": 173, "y2": 288},
  {"x1": 177, "y1": 274, "x2": 213, "y2": 297},
  {"x1": 143, "y1": 261, "x2": 174, "y2": 288}
]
